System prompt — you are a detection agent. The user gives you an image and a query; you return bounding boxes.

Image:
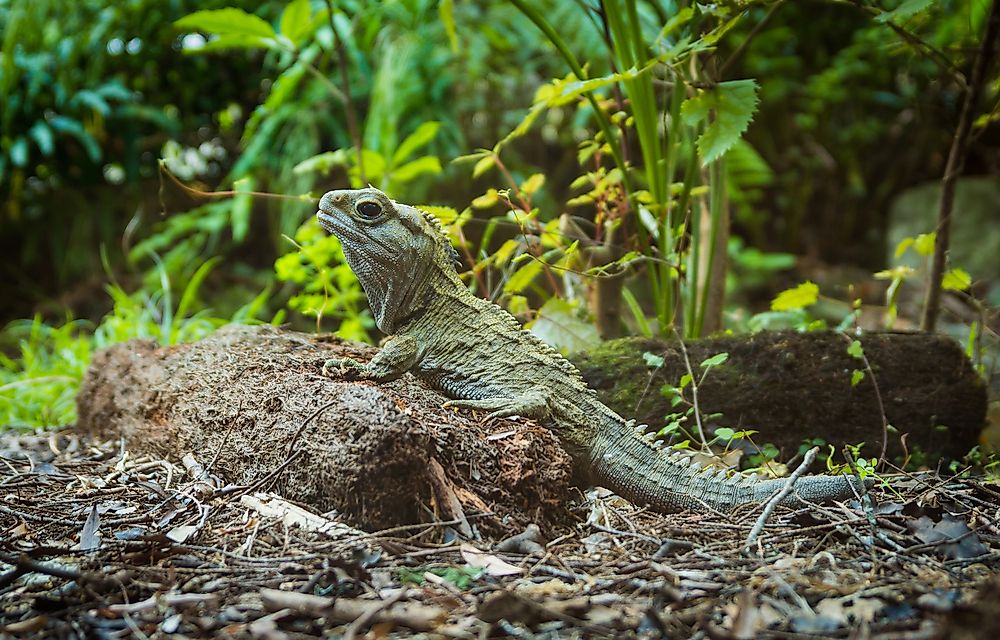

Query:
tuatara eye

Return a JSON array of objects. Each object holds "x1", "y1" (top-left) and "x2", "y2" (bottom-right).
[{"x1": 356, "y1": 201, "x2": 382, "y2": 219}]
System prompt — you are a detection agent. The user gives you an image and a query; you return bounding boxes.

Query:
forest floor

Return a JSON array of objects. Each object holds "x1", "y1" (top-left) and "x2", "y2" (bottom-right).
[{"x1": 1, "y1": 430, "x2": 999, "y2": 640}]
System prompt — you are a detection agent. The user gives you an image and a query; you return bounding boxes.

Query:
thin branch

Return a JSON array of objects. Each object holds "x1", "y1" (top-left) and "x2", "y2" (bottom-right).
[
  {"x1": 324, "y1": 0, "x2": 366, "y2": 184},
  {"x1": 743, "y1": 446, "x2": 819, "y2": 553},
  {"x1": 921, "y1": 0, "x2": 1000, "y2": 331},
  {"x1": 718, "y1": 1, "x2": 786, "y2": 78}
]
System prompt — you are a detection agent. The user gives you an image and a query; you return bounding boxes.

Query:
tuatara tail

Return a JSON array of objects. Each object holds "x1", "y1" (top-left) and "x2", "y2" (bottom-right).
[{"x1": 589, "y1": 417, "x2": 870, "y2": 513}]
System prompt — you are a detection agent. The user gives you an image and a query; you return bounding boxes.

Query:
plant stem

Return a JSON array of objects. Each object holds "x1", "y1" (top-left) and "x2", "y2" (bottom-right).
[
  {"x1": 921, "y1": 0, "x2": 999, "y2": 331},
  {"x1": 324, "y1": 0, "x2": 366, "y2": 185}
]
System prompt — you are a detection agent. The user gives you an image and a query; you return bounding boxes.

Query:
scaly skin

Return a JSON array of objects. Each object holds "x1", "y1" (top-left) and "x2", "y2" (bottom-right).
[{"x1": 316, "y1": 187, "x2": 867, "y2": 513}]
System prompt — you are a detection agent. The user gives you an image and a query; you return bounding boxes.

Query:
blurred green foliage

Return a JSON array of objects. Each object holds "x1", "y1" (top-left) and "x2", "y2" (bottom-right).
[{"x1": 0, "y1": 0, "x2": 997, "y2": 430}]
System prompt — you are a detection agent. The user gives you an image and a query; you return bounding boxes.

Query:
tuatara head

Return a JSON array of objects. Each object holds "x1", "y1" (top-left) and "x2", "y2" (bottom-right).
[{"x1": 316, "y1": 187, "x2": 456, "y2": 332}]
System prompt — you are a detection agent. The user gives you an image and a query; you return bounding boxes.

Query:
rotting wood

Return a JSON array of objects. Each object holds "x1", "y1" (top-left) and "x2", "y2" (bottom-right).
[
  {"x1": 74, "y1": 324, "x2": 574, "y2": 532},
  {"x1": 571, "y1": 331, "x2": 986, "y2": 462}
]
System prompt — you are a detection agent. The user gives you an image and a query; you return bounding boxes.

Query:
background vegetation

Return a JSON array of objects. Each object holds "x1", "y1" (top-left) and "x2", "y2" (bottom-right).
[{"x1": 1, "y1": 0, "x2": 997, "y2": 436}]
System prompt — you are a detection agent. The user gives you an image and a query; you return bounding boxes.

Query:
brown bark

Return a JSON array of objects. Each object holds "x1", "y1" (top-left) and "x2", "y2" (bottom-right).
[{"x1": 74, "y1": 325, "x2": 573, "y2": 532}]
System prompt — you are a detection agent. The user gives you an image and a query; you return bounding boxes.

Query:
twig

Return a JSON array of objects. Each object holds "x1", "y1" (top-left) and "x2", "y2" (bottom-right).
[
  {"x1": 343, "y1": 589, "x2": 406, "y2": 640},
  {"x1": 286, "y1": 399, "x2": 339, "y2": 456},
  {"x1": 921, "y1": 0, "x2": 1000, "y2": 331},
  {"x1": 744, "y1": 447, "x2": 819, "y2": 552},
  {"x1": 718, "y1": 1, "x2": 785, "y2": 78},
  {"x1": 673, "y1": 330, "x2": 709, "y2": 450},
  {"x1": 840, "y1": 332, "x2": 889, "y2": 464}
]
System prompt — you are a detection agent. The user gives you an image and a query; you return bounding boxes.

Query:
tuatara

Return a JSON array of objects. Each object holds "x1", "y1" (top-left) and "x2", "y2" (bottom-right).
[{"x1": 316, "y1": 187, "x2": 866, "y2": 513}]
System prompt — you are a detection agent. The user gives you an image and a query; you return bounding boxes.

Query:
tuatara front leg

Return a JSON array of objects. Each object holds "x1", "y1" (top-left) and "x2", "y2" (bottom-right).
[{"x1": 322, "y1": 335, "x2": 419, "y2": 382}]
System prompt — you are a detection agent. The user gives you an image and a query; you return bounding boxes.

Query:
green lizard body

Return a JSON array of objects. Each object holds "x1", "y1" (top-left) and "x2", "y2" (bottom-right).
[{"x1": 317, "y1": 187, "x2": 866, "y2": 513}]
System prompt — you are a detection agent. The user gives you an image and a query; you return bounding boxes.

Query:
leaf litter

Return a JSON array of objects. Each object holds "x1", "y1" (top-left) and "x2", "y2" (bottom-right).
[{"x1": 1, "y1": 430, "x2": 998, "y2": 639}]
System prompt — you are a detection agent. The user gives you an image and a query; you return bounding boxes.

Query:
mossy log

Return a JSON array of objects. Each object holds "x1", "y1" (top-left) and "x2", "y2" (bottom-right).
[
  {"x1": 76, "y1": 327, "x2": 985, "y2": 530},
  {"x1": 570, "y1": 332, "x2": 986, "y2": 462},
  {"x1": 74, "y1": 325, "x2": 573, "y2": 532}
]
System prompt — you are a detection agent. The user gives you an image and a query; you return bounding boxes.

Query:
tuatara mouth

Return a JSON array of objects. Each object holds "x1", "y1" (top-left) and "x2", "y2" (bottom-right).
[{"x1": 316, "y1": 210, "x2": 338, "y2": 231}]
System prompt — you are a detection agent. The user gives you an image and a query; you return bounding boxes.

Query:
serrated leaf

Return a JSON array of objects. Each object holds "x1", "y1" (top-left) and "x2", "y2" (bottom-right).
[
  {"x1": 280, "y1": 0, "x2": 312, "y2": 46},
  {"x1": 700, "y1": 352, "x2": 729, "y2": 368},
  {"x1": 681, "y1": 79, "x2": 760, "y2": 165},
  {"x1": 942, "y1": 268, "x2": 971, "y2": 291},
  {"x1": 771, "y1": 281, "x2": 819, "y2": 311},
  {"x1": 876, "y1": 0, "x2": 934, "y2": 23},
  {"x1": 175, "y1": 8, "x2": 276, "y2": 39},
  {"x1": 392, "y1": 121, "x2": 441, "y2": 166}
]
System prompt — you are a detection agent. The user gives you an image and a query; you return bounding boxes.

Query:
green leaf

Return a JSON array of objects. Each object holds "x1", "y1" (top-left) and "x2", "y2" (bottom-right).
[
  {"x1": 186, "y1": 33, "x2": 273, "y2": 53},
  {"x1": 232, "y1": 178, "x2": 254, "y2": 243},
  {"x1": 914, "y1": 232, "x2": 936, "y2": 257},
  {"x1": 71, "y1": 90, "x2": 111, "y2": 116},
  {"x1": 942, "y1": 268, "x2": 971, "y2": 291},
  {"x1": 847, "y1": 340, "x2": 864, "y2": 359},
  {"x1": 678, "y1": 373, "x2": 692, "y2": 390},
  {"x1": 700, "y1": 352, "x2": 729, "y2": 368},
  {"x1": 503, "y1": 258, "x2": 544, "y2": 294},
  {"x1": 642, "y1": 352, "x2": 665, "y2": 368},
  {"x1": 681, "y1": 79, "x2": 760, "y2": 164},
  {"x1": 391, "y1": 156, "x2": 442, "y2": 183},
  {"x1": 851, "y1": 369, "x2": 865, "y2": 387},
  {"x1": 473, "y1": 155, "x2": 495, "y2": 178},
  {"x1": 47, "y1": 116, "x2": 101, "y2": 162},
  {"x1": 439, "y1": 0, "x2": 458, "y2": 53},
  {"x1": 876, "y1": 0, "x2": 934, "y2": 23},
  {"x1": 527, "y1": 298, "x2": 600, "y2": 353},
  {"x1": 10, "y1": 137, "x2": 28, "y2": 167},
  {"x1": 28, "y1": 122, "x2": 54, "y2": 156},
  {"x1": 293, "y1": 150, "x2": 346, "y2": 175},
  {"x1": 520, "y1": 173, "x2": 545, "y2": 195},
  {"x1": 894, "y1": 237, "x2": 914, "y2": 259},
  {"x1": 770, "y1": 281, "x2": 819, "y2": 311},
  {"x1": 472, "y1": 189, "x2": 499, "y2": 209},
  {"x1": 280, "y1": 0, "x2": 313, "y2": 46},
  {"x1": 392, "y1": 121, "x2": 441, "y2": 165},
  {"x1": 715, "y1": 427, "x2": 735, "y2": 441},
  {"x1": 175, "y1": 8, "x2": 276, "y2": 39},
  {"x1": 621, "y1": 288, "x2": 652, "y2": 338}
]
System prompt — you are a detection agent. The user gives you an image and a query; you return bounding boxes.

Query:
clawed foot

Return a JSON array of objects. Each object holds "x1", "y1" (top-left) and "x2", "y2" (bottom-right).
[
  {"x1": 442, "y1": 394, "x2": 547, "y2": 421},
  {"x1": 321, "y1": 357, "x2": 367, "y2": 378}
]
